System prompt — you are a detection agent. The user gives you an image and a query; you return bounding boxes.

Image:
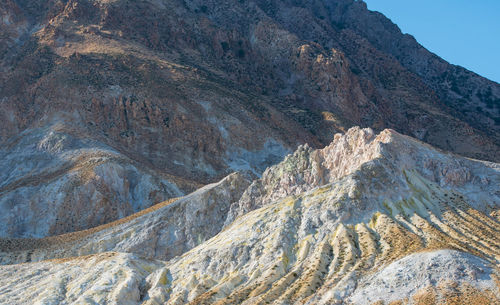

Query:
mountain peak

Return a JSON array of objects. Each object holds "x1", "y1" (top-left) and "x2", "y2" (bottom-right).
[{"x1": 227, "y1": 126, "x2": 499, "y2": 226}]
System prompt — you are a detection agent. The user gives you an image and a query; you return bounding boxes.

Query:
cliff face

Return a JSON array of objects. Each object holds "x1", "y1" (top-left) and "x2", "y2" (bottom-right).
[
  {"x1": 0, "y1": 0, "x2": 499, "y2": 236},
  {"x1": 1, "y1": 128, "x2": 499, "y2": 304}
]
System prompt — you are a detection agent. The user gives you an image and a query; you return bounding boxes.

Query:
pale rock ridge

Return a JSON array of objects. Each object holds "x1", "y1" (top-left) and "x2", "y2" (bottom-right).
[
  {"x1": 226, "y1": 126, "x2": 499, "y2": 225},
  {"x1": 0, "y1": 127, "x2": 499, "y2": 305},
  {"x1": 141, "y1": 165, "x2": 498, "y2": 304},
  {"x1": 225, "y1": 127, "x2": 381, "y2": 225},
  {"x1": 0, "y1": 172, "x2": 250, "y2": 264}
]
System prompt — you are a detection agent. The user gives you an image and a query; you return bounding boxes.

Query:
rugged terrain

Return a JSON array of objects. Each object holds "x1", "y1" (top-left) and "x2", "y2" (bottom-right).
[
  {"x1": 1, "y1": 0, "x2": 499, "y2": 238},
  {"x1": 0, "y1": 127, "x2": 499, "y2": 304},
  {"x1": 0, "y1": 1, "x2": 499, "y2": 304}
]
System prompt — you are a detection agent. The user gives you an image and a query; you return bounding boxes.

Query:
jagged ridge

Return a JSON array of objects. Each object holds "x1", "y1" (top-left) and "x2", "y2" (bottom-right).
[{"x1": 0, "y1": 127, "x2": 498, "y2": 304}]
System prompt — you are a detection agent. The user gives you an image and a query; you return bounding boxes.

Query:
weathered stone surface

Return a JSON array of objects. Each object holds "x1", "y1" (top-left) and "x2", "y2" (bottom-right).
[
  {"x1": 0, "y1": 252, "x2": 166, "y2": 305},
  {"x1": 1, "y1": 128, "x2": 498, "y2": 304},
  {"x1": 226, "y1": 127, "x2": 500, "y2": 224}
]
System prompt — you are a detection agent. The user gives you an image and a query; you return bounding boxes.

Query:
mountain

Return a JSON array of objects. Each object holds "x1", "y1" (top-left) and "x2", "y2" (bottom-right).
[
  {"x1": 1, "y1": 0, "x2": 499, "y2": 238},
  {"x1": 1, "y1": 1, "x2": 499, "y2": 304},
  {"x1": 1, "y1": 127, "x2": 498, "y2": 304}
]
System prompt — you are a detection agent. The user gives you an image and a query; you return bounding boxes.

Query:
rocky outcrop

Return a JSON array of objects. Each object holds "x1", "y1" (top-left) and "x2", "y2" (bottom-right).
[
  {"x1": 1, "y1": 128, "x2": 498, "y2": 304},
  {"x1": 226, "y1": 126, "x2": 499, "y2": 224}
]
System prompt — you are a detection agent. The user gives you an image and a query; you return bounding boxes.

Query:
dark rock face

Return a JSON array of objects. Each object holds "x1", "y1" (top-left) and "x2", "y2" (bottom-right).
[{"x1": 0, "y1": 0, "x2": 498, "y2": 237}]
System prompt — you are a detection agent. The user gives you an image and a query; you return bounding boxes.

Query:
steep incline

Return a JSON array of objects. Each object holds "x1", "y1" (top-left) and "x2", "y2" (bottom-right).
[{"x1": 1, "y1": 128, "x2": 498, "y2": 304}]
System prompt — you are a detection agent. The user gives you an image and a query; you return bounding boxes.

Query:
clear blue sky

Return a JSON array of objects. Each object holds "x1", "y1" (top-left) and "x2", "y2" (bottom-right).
[{"x1": 364, "y1": 0, "x2": 500, "y2": 83}]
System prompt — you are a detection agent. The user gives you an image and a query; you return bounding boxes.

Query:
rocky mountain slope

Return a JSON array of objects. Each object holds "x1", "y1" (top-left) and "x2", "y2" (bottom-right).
[
  {"x1": 0, "y1": 124, "x2": 188, "y2": 238},
  {"x1": 1, "y1": 0, "x2": 499, "y2": 238},
  {"x1": 1, "y1": 127, "x2": 498, "y2": 304}
]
